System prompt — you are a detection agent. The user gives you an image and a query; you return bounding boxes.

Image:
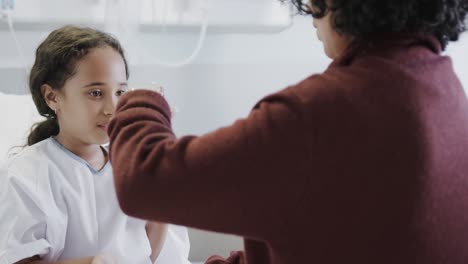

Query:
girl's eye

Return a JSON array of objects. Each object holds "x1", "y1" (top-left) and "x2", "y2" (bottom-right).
[
  {"x1": 116, "y1": 89, "x2": 127, "y2": 97},
  {"x1": 89, "y1": 90, "x2": 102, "y2": 97}
]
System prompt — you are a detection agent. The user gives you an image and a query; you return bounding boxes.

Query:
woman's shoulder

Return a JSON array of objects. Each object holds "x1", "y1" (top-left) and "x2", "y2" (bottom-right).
[{"x1": 285, "y1": 70, "x2": 359, "y2": 105}]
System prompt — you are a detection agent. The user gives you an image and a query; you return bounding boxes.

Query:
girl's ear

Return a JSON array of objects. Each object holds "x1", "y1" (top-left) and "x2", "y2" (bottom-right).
[{"x1": 41, "y1": 84, "x2": 60, "y2": 112}]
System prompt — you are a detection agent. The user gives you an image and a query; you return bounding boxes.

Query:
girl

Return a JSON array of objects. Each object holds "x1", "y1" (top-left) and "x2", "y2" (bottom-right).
[{"x1": 0, "y1": 26, "x2": 190, "y2": 264}]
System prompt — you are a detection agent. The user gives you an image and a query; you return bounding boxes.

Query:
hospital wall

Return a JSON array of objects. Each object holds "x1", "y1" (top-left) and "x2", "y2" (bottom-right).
[{"x1": 1, "y1": 16, "x2": 468, "y2": 262}]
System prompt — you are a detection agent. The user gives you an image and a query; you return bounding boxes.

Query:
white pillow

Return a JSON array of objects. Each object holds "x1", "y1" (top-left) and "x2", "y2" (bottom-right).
[{"x1": 0, "y1": 92, "x2": 44, "y2": 161}]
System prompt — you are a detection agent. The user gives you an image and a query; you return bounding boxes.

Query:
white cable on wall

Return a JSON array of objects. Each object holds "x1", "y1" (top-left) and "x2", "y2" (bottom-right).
[
  {"x1": 139, "y1": 0, "x2": 209, "y2": 68},
  {"x1": 147, "y1": 0, "x2": 209, "y2": 68},
  {"x1": 147, "y1": 0, "x2": 296, "y2": 68},
  {"x1": 105, "y1": 0, "x2": 208, "y2": 68},
  {"x1": 150, "y1": 13, "x2": 208, "y2": 67},
  {"x1": 1, "y1": 0, "x2": 28, "y2": 76}
]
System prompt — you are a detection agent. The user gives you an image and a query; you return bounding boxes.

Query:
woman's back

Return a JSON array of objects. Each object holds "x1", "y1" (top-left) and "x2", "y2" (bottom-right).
[{"x1": 267, "y1": 34, "x2": 468, "y2": 264}]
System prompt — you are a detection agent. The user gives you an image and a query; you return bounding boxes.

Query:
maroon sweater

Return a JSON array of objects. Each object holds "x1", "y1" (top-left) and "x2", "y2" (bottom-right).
[{"x1": 108, "y1": 34, "x2": 468, "y2": 264}]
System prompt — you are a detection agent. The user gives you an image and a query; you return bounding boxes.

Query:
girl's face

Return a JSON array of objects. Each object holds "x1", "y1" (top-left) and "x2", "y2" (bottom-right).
[{"x1": 54, "y1": 47, "x2": 128, "y2": 145}]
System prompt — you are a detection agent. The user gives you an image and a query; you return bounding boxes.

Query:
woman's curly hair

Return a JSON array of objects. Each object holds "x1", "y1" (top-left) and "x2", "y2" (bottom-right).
[{"x1": 281, "y1": 0, "x2": 468, "y2": 49}]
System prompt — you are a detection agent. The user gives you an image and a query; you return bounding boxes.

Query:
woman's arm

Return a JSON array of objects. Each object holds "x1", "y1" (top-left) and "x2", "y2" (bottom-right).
[
  {"x1": 108, "y1": 89, "x2": 307, "y2": 239},
  {"x1": 16, "y1": 256, "x2": 93, "y2": 264},
  {"x1": 16, "y1": 254, "x2": 117, "y2": 264},
  {"x1": 146, "y1": 222, "x2": 169, "y2": 262}
]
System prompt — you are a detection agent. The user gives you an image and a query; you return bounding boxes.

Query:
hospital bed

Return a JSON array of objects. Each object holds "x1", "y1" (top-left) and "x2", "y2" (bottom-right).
[{"x1": 0, "y1": 90, "x2": 44, "y2": 162}]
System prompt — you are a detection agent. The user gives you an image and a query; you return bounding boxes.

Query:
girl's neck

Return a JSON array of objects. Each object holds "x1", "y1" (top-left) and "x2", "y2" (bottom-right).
[{"x1": 54, "y1": 133, "x2": 108, "y2": 172}]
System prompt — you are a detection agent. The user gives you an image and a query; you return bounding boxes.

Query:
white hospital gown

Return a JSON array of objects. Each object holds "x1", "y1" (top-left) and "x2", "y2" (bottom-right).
[{"x1": 0, "y1": 138, "x2": 191, "y2": 264}]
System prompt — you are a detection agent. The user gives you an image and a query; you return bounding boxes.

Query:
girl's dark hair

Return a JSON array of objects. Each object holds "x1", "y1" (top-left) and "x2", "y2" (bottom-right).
[
  {"x1": 281, "y1": 0, "x2": 468, "y2": 49},
  {"x1": 28, "y1": 25, "x2": 129, "y2": 146}
]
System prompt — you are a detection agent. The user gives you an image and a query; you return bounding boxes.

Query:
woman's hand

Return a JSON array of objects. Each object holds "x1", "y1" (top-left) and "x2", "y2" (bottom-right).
[
  {"x1": 90, "y1": 253, "x2": 118, "y2": 264},
  {"x1": 146, "y1": 222, "x2": 169, "y2": 262}
]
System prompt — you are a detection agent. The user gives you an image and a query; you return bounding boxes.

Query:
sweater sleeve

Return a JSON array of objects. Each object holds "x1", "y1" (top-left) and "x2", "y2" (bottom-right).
[{"x1": 108, "y1": 89, "x2": 308, "y2": 240}]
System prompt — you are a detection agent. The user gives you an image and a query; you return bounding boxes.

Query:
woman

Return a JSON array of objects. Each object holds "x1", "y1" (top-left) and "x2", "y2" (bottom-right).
[{"x1": 108, "y1": 0, "x2": 468, "y2": 263}]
